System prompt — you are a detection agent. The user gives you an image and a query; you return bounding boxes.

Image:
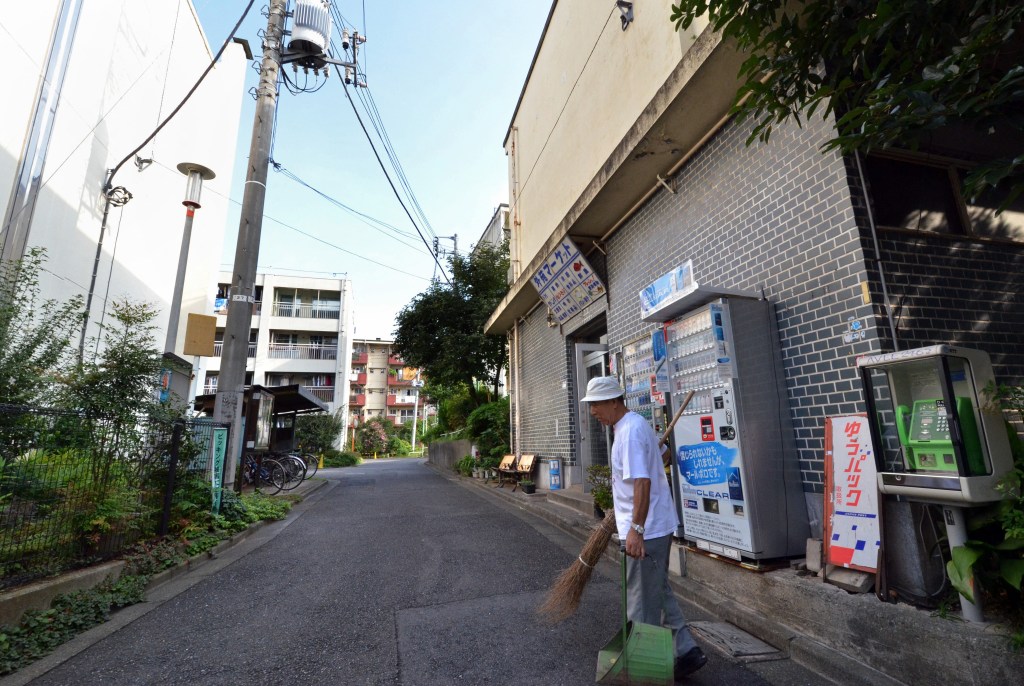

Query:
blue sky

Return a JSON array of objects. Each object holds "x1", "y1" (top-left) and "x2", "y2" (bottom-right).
[{"x1": 193, "y1": 0, "x2": 550, "y2": 339}]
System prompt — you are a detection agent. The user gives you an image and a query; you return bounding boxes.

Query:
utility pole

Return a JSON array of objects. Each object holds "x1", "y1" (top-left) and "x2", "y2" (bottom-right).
[{"x1": 214, "y1": 0, "x2": 287, "y2": 490}]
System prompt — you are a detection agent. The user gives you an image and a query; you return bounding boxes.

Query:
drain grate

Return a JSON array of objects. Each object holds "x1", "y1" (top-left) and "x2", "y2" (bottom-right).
[{"x1": 689, "y1": 621, "x2": 785, "y2": 663}]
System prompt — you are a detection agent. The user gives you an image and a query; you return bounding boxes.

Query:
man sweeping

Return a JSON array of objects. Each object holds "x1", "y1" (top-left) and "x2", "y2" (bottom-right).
[{"x1": 581, "y1": 376, "x2": 708, "y2": 681}]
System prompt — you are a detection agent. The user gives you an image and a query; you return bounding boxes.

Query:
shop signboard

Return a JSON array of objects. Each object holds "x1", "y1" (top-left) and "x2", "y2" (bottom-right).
[
  {"x1": 530, "y1": 238, "x2": 605, "y2": 325},
  {"x1": 824, "y1": 414, "x2": 880, "y2": 573}
]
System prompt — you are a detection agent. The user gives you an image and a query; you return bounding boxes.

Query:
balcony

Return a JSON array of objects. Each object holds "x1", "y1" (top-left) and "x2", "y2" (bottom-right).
[
  {"x1": 388, "y1": 356, "x2": 404, "y2": 366},
  {"x1": 386, "y1": 394, "x2": 417, "y2": 407},
  {"x1": 304, "y1": 386, "x2": 335, "y2": 403},
  {"x1": 350, "y1": 394, "x2": 366, "y2": 406},
  {"x1": 203, "y1": 383, "x2": 218, "y2": 395},
  {"x1": 271, "y1": 302, "x2": 340, "y2": 319},
  {"x1": 268, "y1": 343, "x2": 338, "y2": 360},
  {"x1": 352, "y1": 352, "x2": 368, "y2": 364},
  {"x1": 213, "y1": 342, "x2": 257, "y2": 358},
  {"x1": 351, "y1": 372, "x2": 367, "y2": 385},
  {"x1": 214, "y1": 301, "x2": 263, "y2": 316},
  {"x1": 388, "y1": 375, "x2": 413, "y2": 387}
]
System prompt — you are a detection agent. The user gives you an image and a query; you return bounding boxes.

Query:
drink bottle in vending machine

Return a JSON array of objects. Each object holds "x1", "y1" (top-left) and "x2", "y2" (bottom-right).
[{"x1": 664, "y1": 298, "x2": 808, "y2": 561}]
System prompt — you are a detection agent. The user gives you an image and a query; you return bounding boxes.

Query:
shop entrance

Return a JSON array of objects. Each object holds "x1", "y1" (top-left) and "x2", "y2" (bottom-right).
[{"x1": 574, "y1": 343, "x2": 609, "y2": 493}]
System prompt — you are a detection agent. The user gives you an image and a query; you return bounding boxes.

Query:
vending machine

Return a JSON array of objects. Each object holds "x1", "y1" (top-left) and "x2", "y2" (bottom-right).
[
  {"x1": 619, "y1": 333, "x2": 670, "y2": 433},
  {"x1": 663, "y1": 298, "x2": 808, "y2": 561}
]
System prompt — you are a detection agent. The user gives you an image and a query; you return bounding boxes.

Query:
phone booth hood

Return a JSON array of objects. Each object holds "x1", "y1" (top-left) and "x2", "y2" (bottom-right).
[{"x1": 857, "y1": 345, "x2": 1013, "y2": 505}]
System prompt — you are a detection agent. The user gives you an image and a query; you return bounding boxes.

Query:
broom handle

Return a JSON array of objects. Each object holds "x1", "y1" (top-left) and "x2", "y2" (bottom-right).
[
  {"x1": 659, "y1": 390, "x2": 693, "y2": 448},
  {"x1": 658, "y1": 390, "x2": 694, "y2": 466}
]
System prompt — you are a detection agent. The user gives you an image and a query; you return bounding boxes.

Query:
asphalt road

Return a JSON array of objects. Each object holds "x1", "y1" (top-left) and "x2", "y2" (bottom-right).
[{"x1": 21, "y1": 459, "x2": 827, "y2": 685}]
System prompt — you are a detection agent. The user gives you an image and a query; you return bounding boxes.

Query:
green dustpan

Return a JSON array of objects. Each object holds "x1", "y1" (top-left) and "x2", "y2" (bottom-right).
[{"x1": 595, "y1": 547, "x2": 674, "y2": 685}]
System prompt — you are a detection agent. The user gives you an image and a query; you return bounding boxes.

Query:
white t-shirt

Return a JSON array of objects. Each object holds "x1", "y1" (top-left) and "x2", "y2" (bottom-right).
[{"x1": 610, "y1": 411, "x2": 678, "y2": 540}]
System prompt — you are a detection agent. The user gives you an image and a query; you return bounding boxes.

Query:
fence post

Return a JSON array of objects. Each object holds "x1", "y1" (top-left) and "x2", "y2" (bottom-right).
[{"x1": 159, "y1": 420, "x2": 185, "y2": 536}]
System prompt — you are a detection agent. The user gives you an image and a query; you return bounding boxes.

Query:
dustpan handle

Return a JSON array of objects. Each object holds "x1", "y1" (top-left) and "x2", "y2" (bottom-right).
[{"x1": 620, "y1": 544, "x2": 628, "y2": 642}]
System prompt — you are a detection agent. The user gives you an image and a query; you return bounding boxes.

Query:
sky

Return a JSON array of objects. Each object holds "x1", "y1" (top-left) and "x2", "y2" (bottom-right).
[{"x1": 193, "y1": 0, "x2": 551, "y2": 340}]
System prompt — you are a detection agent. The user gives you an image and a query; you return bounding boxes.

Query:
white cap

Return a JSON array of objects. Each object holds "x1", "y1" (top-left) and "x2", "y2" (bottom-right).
[{"x1": 581, "y1": 376, "x2": 624, "y2": 402}]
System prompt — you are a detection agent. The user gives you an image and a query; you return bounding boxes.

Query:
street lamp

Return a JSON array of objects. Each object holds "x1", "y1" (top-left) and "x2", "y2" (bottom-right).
[{"x1": 165, "y1": 162, "x2": 215, "y2": 354}]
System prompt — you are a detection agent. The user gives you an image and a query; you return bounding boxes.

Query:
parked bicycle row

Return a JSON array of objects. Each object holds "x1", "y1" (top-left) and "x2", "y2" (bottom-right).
[{"x1": 242, "y1": 451, "x2": 320, "y2": 495}]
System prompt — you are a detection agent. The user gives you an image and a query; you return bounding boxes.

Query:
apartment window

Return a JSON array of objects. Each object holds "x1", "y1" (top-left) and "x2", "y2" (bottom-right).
[{"x1": 865, "y1": 153, "x2": 1024, "y2": 242}]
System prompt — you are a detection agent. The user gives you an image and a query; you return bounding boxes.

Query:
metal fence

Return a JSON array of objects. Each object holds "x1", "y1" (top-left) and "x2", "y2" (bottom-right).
[{"x1": 0, "y1": 404, "x2": 230, "y2": 590}]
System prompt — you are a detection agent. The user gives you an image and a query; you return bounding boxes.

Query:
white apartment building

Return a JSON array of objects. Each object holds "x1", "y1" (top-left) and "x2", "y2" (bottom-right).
[
  {"x1": 349, "y1": 338, "x2": 433, "y2": 440},
  {"x1": 1, "y1": 2, "x2": 246, "y2": 358},
  {"x1": 202, "y1": 272, "x2": 355, "y2": 436}
]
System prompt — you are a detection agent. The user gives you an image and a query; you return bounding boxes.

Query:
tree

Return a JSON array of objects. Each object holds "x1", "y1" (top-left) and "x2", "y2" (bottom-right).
[
  {"x1": 394, "y1": 241, "x2": 509, "y2": 408},
  {"x1": 0, "y1": 248, "x2": 84, "y2": 405},
  {"x1": 356, "y1": 416, "x2": 390, "y2": 456},
  {"x1": 670, "y1": 0, "x2": 1024, "y2": 205},
  {"x1": 296, "y1": 411, "x2": 345, "y2": 454}
]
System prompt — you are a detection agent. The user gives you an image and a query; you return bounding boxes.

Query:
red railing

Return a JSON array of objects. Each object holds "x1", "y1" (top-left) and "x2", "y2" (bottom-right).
[
  {"x1": 386, "y1": 395, "x2": 416, "y2": 407},
  {"x1": 350, "y1": 394, "x2": 366, "y2": 406},
  {"x1": 351, "y1": 372, "x2": 367, "y2": 385},
  {"x1": 352, "y1": 352, "x2": 368, "y2": 364}
]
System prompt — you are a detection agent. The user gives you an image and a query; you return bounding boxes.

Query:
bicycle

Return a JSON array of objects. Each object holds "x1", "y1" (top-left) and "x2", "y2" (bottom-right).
[
  {"x1": 300, "y1": 452, "x2": 319, "y2": 478},
  {"x1": 272, "y1": 452, "x2": 308, "y2": 491},
  {"x1": 242, "y1": 453, "x2": 286, "y2": 495}
]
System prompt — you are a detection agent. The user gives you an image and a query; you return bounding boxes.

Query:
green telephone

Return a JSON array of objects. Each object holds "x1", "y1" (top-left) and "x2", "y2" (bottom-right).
[{"x1": 895, "y1": 397, "x2": 985, "y2": 476}]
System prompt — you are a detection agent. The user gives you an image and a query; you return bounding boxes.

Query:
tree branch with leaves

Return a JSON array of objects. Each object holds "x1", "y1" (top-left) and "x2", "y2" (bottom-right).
[
  {"x1": 394, "y1": 240, "x2": 509, "y2": 409},
  {"x1": 671, "y1": 0, "x2": 1024, "y2": 206}
]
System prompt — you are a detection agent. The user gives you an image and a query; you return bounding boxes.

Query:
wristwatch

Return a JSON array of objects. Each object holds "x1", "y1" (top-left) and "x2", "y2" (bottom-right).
[{"x1": 630, "y1": 522, "x2": 645, "y2": 535}]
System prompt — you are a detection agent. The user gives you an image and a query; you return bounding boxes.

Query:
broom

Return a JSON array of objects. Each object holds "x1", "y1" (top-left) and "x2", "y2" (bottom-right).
[{"x1": 538, "y1": 390, "x2": 694, "y2": 622}]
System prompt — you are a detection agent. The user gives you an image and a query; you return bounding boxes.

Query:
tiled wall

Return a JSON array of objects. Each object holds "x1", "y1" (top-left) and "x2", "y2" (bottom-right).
[{"x1": 510, "y1": 111, "x2": 1024, "y2": 535}]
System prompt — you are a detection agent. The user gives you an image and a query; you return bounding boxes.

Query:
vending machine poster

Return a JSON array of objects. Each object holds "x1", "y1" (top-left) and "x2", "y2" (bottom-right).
[
  {"x1": 824, "y1": 414, "x2": 880, "y2": 573},
  {"x1": 677, "y1": 441, "x2": 753, "y2": 551}
]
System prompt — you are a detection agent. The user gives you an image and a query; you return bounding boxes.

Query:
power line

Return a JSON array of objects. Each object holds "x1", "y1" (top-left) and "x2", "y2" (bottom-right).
[
  {"x1": 196, "y1": 180, "x2": 432, "y2": 281},
  {"x1": 331, "y1": 68, "x2": 451, "y2": 283},
  {"x1": 268, "y1": 159, "x2": 428, "y2": 252},
  {"x1": 104, "y1": 0, "x2": 257, "y2": 190},
  {"x1": 326, "y1": 3, "x2": 442, "y2": 253}
]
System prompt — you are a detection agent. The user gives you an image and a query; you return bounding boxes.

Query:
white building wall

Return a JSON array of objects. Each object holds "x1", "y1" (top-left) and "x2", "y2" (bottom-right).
[
  {"x1": 2, "y1": 1, "x2": 246, "y2": 359},
  {"x1": 204, "y1": 271, "x2": 355, "y2": 440}
]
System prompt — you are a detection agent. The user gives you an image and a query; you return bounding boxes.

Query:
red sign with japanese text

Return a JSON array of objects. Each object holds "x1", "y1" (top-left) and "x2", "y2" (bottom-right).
[{"x1": 824, "y1": 414, "x2": 880, "y2": 573}]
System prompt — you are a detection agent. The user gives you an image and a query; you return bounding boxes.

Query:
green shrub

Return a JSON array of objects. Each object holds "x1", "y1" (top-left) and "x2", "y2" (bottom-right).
[
  {"x1": 389, "y1": 437, "x2": 411, "y2": 456},
  {"x1": 946, "y1": 384, "x2": 1024, "y2": 636},
  {"x1": 466, "y1": 397, "x2": 509, "y2": 462},
  {"x1": 322, "y1": 451, "x2": 361, "y2": 468},
  {"x1": 455, "y1": 455, "x2": 475, "y2": 477},
  {"x1": 587, "y1": 464, "x2": 613, "y2": 512}
]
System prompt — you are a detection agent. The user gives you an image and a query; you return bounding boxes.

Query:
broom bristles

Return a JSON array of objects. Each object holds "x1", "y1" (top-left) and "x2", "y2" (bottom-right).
[{"x1": 538, "y1": 512, "x2": 617, "y2": 622}]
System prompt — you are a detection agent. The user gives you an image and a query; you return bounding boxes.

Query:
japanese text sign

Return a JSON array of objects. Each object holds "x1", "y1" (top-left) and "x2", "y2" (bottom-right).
[
  {"x1": 824, "y1": 415, "x2": 880, "y2": 573},
  {"x1": 530, "y1": 238, "x2": 606, "y2": 325}
]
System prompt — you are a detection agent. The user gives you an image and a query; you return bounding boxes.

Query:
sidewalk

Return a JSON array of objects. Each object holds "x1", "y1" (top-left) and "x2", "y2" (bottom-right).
[{"x1": 437, "y1": 466, "x2": 1023, "y2": 686}]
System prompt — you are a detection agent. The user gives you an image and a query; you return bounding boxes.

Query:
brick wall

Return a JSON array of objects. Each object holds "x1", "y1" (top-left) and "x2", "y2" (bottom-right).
[{"x1": 511, "y1": 111, "x2": 1024, "y2": 536}]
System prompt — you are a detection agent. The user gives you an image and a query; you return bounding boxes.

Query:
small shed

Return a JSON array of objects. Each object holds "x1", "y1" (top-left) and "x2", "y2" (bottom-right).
[{"x1": 193, "y1": 384, "x2": 328, "y2": 453}]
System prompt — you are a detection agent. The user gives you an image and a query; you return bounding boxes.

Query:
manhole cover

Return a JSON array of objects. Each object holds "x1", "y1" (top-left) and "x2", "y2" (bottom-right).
[{"x1": 689, "y1": 622, "x2": 784, "y2": 663}]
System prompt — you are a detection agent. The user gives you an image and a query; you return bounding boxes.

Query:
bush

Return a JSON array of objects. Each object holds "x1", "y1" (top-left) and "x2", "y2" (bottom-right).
[
  {"x1": 322, "y1": 450, "x2": 361, "y2": 468},
  {"x1": 466, "y1": 397, "x2": 510, "y2": 462},
  {"x1": 587, "y1": 464, "x2": 613, "y2": 512},
  {"x1": 296, "y1": 411, "x2": 345, "y2": 454},
  {"x1": 389, "y1": 437, "x2": 411, "y2": 456},
  {"x1": 455, "y1": 455, "x2": 475, "y2": 477}
]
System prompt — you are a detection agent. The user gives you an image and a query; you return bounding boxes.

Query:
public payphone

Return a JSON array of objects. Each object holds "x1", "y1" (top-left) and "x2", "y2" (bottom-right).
[{"x1": 857, "y1": 345, "x2": 1012, "y2": 504}]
